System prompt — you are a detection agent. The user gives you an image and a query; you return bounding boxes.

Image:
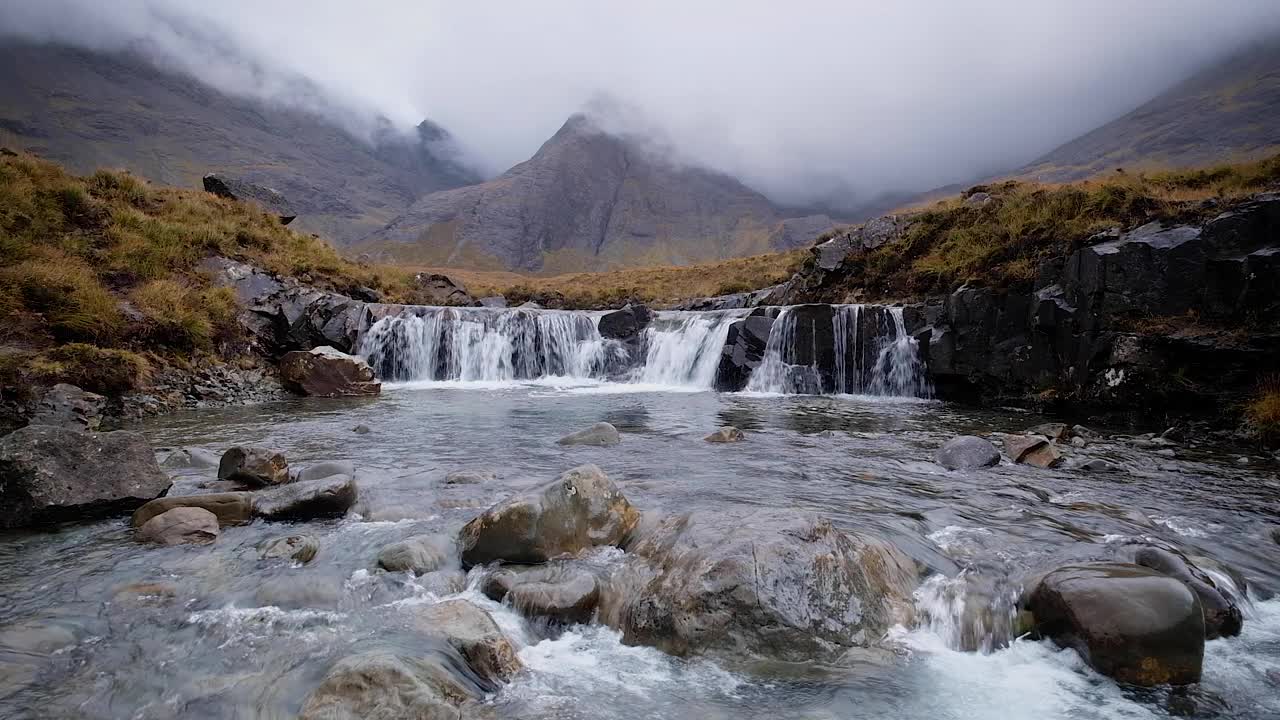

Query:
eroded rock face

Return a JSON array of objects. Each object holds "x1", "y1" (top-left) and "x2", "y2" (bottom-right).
[
  {"x1": 483, "y1": 563, "x2": 600, "y2": 624},
  {"x1": 377, "y1": 534, "x2": 453, "y2": 575},
  {"x1": 1134, "y1": 547, "x2": 1243, "y2": 639},
  {"x1": 279, "y1": 347, "x2": 381, "y2": 398},
  {"x1": 935, "y1": 436, "x2": 1000, "y2": 470},
  {"x1": 556, "y1": 422, "x2": 621, "y2": 447},
  {"x1": 458, "y1": 464, "x2": 640, "y2": 567},
  {"x1": 29, "y1": 384, "x2": 104, "y2": 431},
  {"x1": 0, "y1": 426, "x2": 172, "y2": 529},
  {"x1": 254, "y1": 474, "x2": 358, "y2": 521},
  {"x1": 138, "y1": 507, "x2": 220, "y2": 545},
  {"x1": 132, "y1": 492, "x2": 255, "y2": 528},
  {"x1": 217, "y1": 446, "x2": 289, "y2": 487},
  {"x1": 1025, "y1": 562, "x2": 1204, "y2": 686},
  {"x1": 606, "y1": 509, "x2": 918, "y2": 662}
]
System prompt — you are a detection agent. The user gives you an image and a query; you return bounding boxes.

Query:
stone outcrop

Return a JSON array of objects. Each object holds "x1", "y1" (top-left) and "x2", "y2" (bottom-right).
[
  {"x1": 715, "y1": 313, "x2": 774, "y2": 391},
  {"x1": 279, "y1": 347, "x2": 381, "y2": 397},
  {"x1": 0, "y1": 426, "x2": 172, "y2": 529},
  {"x1": 1024, "y1": 562, "x2": 1204, "y2": 686},
  {"x1": 137, "y1": 506, "x2": 220, "y2": 545},
  {"x1": 203, "y1": 173, "x2": 297, "y2": 224},
  {"x1": 458, "y1": 464, "x2": 640, "y2": 567},
  {"x1": 603, "y1": 509, "x2": 917, "y2": 662}
]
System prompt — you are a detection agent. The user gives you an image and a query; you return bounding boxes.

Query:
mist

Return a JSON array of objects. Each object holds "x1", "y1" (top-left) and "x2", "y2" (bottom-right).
[{"x1": 4, "y1": 0, "x2": 1280, "y2": 210}]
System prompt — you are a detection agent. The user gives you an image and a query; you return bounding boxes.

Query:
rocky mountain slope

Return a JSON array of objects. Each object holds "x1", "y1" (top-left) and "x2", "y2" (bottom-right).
[
  {"x1": 1022, "y1": 37, "x2": 1280, "y2": 181},
  {"x1": 361, "y1": 114, "x2": 833, "y2": 272},
  {"x1": 0, "y1": 41, "x2": 479, "y2": 243}
]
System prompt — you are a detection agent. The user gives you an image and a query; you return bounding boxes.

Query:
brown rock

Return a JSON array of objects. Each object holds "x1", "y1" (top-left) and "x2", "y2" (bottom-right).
[
  {"x1": 138, "y1": 507, "x2": 220, "y2": 545},
  {"x1": 279, "y1": 346, "x2": 381, "y2": 398},
  {"x1": 217, "y1": 446, "x2": 289, "y2": 487},
  {"x1": 132, "y1": 492, "x2": 255, "y2": 528},
  {"x1": 703, "y1": 426, "x2": 745, "y2": 443}
]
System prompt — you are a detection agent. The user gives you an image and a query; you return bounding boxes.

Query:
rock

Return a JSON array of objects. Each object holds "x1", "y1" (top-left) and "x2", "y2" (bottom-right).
[
  {"x1": 160, "y1": 447, "x2": 221, "y2": 470},
  {"x1": 714, "y1": 314, "x2": 775, "y2": 391},
  {"x1": 202, "y1": 173, "x2": 296, "y2": 224},
  {"x1": 295, "y1": 460, "x2": 356, "y2": 483},
  {"x1": 279, "y1": 346, "x2": 381, "y2": 398},
  {"x1": 132, "y1": 492, "x2": 255, "y2": 528},
  {"x1": 409, "y1": 273, "x2": 477, "y2": 307},
  {"x1": 935, "y1": 436, "x2": 1000, "y2": 470},
  {"x1": 1025, "y1": 562, "x2": 1204, "y2": 686},
  {"x1": 458, "y1": 464, "x2": 640, "y2": 567},
  {"x1": 259, "y1": 534, "x2": 320, "y2": 564},
  {"x1": 410, "y1": 599, "x2": 523, "y2": 685},
  {"x1": 703, "y1": 426, "x2": 745, "y2": 443},
  {"x1": 964, "y1": 191, "x2": 993, "y2": 207},
  {"x1": 217, "y1": 446, "x2": 289, "y2": 487},
  {"x1": 110, "y1": 582, "x2": 178, "y2": 607},
  {"x1": 1023, "y1": 443, "x2": 1064, "y2": 469},
  {"x1": 1078, "y1": 458, "x2": 1116, "y2": 472},
  {"x1": 483, "y1": 563, "x2": 600, "y2": 624},
  {"x1": 1134, "y1": 547, "x2": 1243, "y2": 639},
  {"x1": 138, "y1": 507, "x2": 220, "y2": 545},
  {"x1": 29, "y1": 384, "x2": 104, "y2": 430},
  {"x1": 556, "y1": 421, "x2": 621, "y2": 447},
  {"x1": 0, "y1": 618, "x2": 79, "y2": 698},
  {"x1": 298, "y1": 651, "x2": 482, "y2": 720},
  {"x1": 597, "y1": 304, "x2": 654, "y2": 343},
  {"x1": 606, "y1": 509, "x2": 917, "y2": 662},
  {"x1": 254, "y1": 474, "x2": 358, "y2": 521},
  {"x1": 1027, "y1": 423, "x2": 1071, "y2": 442},
  {"x1": 1070, "y1": 436, "x2": 1087, "y2": 448},
  {"x1": 377, "y1": 534, "x2": 453, "y2": 575},
  {"x1": 352, "y1": 424, "x2": 372, "y2": 435},
  {"x1": 443, "y1": 469, "x2": 494, "y2": 485},
  {"x1": 0, "y1": 426, "x2": 172, "y2": 529},
  {"x1": 255, "y1": 576, "x2": 341, "y2": 610}
]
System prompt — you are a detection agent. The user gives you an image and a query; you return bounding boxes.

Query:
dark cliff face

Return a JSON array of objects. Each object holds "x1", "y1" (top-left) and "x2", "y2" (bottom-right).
[
  {"x1": 0, "y1": 42, "x2": 479, "y2": 243},
  {"x1": 363, "y1": 114, "x2": 832, "y2": 272}
]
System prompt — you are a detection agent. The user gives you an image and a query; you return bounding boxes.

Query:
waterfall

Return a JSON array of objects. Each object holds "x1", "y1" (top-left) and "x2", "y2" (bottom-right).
[
  {"x1": 744, "y1": 308, "x2": 822, "y2": 394},
  {"x1": 868, "y1": 307, "x2": 931, "y2": 397},
  {"x1": 634, "y1": 311, "x2": 746, "y2": 388}
]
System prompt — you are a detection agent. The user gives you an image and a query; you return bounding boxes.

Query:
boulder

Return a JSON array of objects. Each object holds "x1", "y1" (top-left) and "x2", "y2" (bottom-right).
[
  {"x1": 606, "y1": 509, "x2": 917, "y2": 662},
  {"x1": 409, "y1": 599, "x2": 523, "y2": 685},
  {"x1": 1134, "y1": 547, "x2": 1243, "y2": 639},
  {"x1": 352, "y1": 424, "x2": 372, "y2": 435},
  {"x1": 935, "y1": 436, "x2": 1000, "y2": 470},
  {"x1": 217, "y1": 446, "x2": 289, "y2": 487},
  {"x1": 1003, "y1": 435, "x2": 1064, "y2": 468},
  {"x1": 202, "y1": 173, "x2": 296, "y2": 224},
  {"x1": 298, "y1": 651, "x2": 480, "y2": 720},
  {"x1": 377, "y1": 534, "x2": 453, "y2": 575},
  {"x1": 0, "y1": 426, "x2": 172, "y2": 529},
  {"x1": 279, "y1": 346, "x2": 381, "y2": 398},
  {"x1": 1025, "y1": 562, "x2": 1204, "y2": 686},
  {"x1": 714, "y1": 314, "x2": 775, "y2": 391},
  {"x1": 138, "y1": 507, "x2": 220, "y2": 545},
  {"x1": 556, "y1": 421, "x2": 620, "y2": 447},
  {"x1": 254, "y1": 474, "x2": 357, "y2": 521},
  {"x1": 458, "y1": 464, "x2": 640, "y2": 567},
  {"x1": 29, "y1": 384, "x2": 104, "y2": 431},
  {"x1": 295, "y1": 460, "x2": 356, "y2": 483},
  {"x1": 409, "y1": 273, "x2": 477, "y2": 307},
  {"x1": 703, "y1": 426, "x2": 745, "y2": 443},
  {"x1": 483, "y1": 563, "x2": 600, "y2": 624},
  {"x1": 132, "y1": 492, "x2": 255, "y2": 528},
  {"x1": 597, "y1": 304, "x2": 654, "y2": 343},
  {"x1": 1022, "y1": 443, "x2": 1064, "y2": 469},
  {"x1": 1027, "y1": 423, "x2": 1071, "y2": 442},
  {"x1": 259, "y1": 534, "x2": 320, "y2": 564}
]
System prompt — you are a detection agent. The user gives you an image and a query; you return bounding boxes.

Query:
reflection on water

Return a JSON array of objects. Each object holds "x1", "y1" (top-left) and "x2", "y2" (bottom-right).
[{"x1": 0, "y1": 381, "x2": 1277, "y2": 719}]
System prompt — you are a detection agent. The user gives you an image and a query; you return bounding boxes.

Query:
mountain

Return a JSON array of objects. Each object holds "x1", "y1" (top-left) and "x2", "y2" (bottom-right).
[
  {"x1": 1022, "y1": 37, "x2": 1280, "y2": 181},
  {"x1": 361, "y1": 114, "x2": 830, "y2": 272},
  {"x1": 0, "y1": 41, "x2": 480, "y2": 243}
]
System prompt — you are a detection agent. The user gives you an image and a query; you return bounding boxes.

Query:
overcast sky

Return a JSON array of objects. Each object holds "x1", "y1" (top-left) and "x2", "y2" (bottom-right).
[{"x1": 4, "y1": 1, "x2": 1280, "y2": 208}]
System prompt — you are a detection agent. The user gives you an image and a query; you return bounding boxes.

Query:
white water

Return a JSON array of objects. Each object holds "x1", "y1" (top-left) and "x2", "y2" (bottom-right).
[
  {"x1": 869, "y1": 307, "x2": 932, "y2": 397},
  {"x1": 632, "y1": 311, "x2": 746, "y2": 388}
]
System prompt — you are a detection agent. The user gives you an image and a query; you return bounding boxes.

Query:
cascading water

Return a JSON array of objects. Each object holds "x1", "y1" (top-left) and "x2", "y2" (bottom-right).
[
  {"x1": 634, "y1": 311, "x2": 746, "y2": 388},
  {"x1": 868, "y1": 307, "x2": 932, "y2": 397}
]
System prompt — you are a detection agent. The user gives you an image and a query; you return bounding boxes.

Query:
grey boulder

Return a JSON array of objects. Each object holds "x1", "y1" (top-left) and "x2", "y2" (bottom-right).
[
  {"x1": 29, "y1": 384, "x2": 104, "y2": 431},
  {"x1": 254, "y1": 474, "x2": 358, "y2": 521},
  {"x1": 377, "y1": 534, "x2": 454, "y2": 575},
  {"x1": 557, "y1": 422, "x2": 621, "y2": 447},
  {"x1": 935, "y1": 436, "x2": 1000, "y2": 470}
]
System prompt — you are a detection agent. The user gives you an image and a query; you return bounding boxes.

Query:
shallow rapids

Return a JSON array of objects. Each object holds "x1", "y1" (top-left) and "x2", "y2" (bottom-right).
[{"x1": 1, "y1": 384, "x2": 1278, "y2": 719}]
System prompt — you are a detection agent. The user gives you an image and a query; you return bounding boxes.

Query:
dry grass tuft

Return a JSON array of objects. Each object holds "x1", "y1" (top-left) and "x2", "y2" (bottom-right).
[{"x1": 1246, "y1": 376, "x2": 1280, "y2": 443}]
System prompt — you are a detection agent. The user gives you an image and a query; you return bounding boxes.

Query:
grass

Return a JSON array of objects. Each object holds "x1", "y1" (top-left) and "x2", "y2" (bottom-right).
[
  {"x1": 0, "y1": 152, "x2": 417, "y2": 393},
  {"x1": 1246, "y1": 376, "x2": 1280, "y2": 443},
  {"x1": 805, "y1": 153, "x2": 1280, "y2": 302},
  {"x1": 414, "y1": 249, "x2": 806, "y2": 309}
]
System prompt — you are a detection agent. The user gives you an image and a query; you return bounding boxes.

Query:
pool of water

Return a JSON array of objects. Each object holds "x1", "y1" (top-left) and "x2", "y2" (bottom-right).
[{"x1": 1, "y1": 380, "x2": 1277, "y2": 719}]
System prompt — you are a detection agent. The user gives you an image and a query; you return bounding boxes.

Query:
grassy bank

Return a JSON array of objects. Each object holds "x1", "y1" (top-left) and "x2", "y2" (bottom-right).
[{"x1": 0, "y1": 152, "x2": 412, "y2": 394}]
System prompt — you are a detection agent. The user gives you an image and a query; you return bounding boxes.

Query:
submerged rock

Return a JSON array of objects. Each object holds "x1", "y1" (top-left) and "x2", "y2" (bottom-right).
[
  {"x1": 254, "y1": 474, "x2": 358, "y2": 521},
  {"x1": 0, "y1": 426, "x2": 172, "y2": 529},
  {"x1": 483, "y1": 563, "x2": 600, "y2": 624},
  {"x1": 458, "y1": 464, "x2": 639, "y2": 567},
  {"x1": 1025, "y1": 562, "x2": 1204, "y2": 686},
  {"x1": 295, "y1": 460, "x2": 356, "y2": 483},
  {"x1": 352, "y1": 424, "x2": 372, "y2": 435},
  {"x1": 606, "y1": 509, "x2": 918, "y2": 662},
  {"x1": 160, "y1": 447, "x2": 221, "y2": 470},
  {"x1": 217, "y1": 446, "x2": 289, "y2": 487},
  {"x1": 556, "y1": 422, "x2": 621, "y2": 447},
  {"x1": 29, "y1": 383, "x2": 104, "y2": 431},
  {"x1": 1134, "y1": 547, "x2": 1243, "y2": 639},
  {"x1": 704, "y1": 426, "x2": 745, "y2": 443},
  {"x1": 443, "y1": 469, "x2": 495, "y2": 485},
  {"x1": 935, "y1": 436, "x2": 1000, "y2": 470},
  {"x1": 279, "y1": 346, "x2": 381, "y2": 398},
  {"x1": 298, "y1": 651, "x2": 476, "y2": 720},
  {"x1": 132, "y1": 492, "x2": 255, "y2": 528},
  {"x1": 138, "y1": 507, "x2": 220, "y2": 545},
  {"x1": 377, "y1": 534, "x2": 453, "y2": 575},
  {"x1": 259, "y1": 534, "x2": 320, "y2": 564},
  {"x1": 409, "y1": 599, "x2": 523, "y2": 685}
]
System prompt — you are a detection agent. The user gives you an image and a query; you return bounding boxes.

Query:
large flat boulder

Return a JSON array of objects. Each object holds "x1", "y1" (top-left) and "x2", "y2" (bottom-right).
[
  {"x1": 0, "y1": 426, "x2": 172, "y2": 529},
  {"x1": 254, "y1": 474, "x2": 358, "y2": 521},
  {"x1": 458, "y1": 464, "x2": 639, "y2": 567},
  {"x1": 604, "y1": 509, "x2": 918, "y2": 662},
  {"x1": 132, "y1": 492, "x2": 255, "y2": 528},
  {"x1": 279, "y1": 346, "x2": 381, "y2": 398},
  {"x1": 1025, "y1": 562, "x2": 1204, "y2": 686}
]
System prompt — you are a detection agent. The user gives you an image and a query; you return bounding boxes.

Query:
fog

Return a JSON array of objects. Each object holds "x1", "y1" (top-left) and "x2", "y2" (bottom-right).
[{"x1": 4, "y1": 0, "x2": 1280, "y2": 209}]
